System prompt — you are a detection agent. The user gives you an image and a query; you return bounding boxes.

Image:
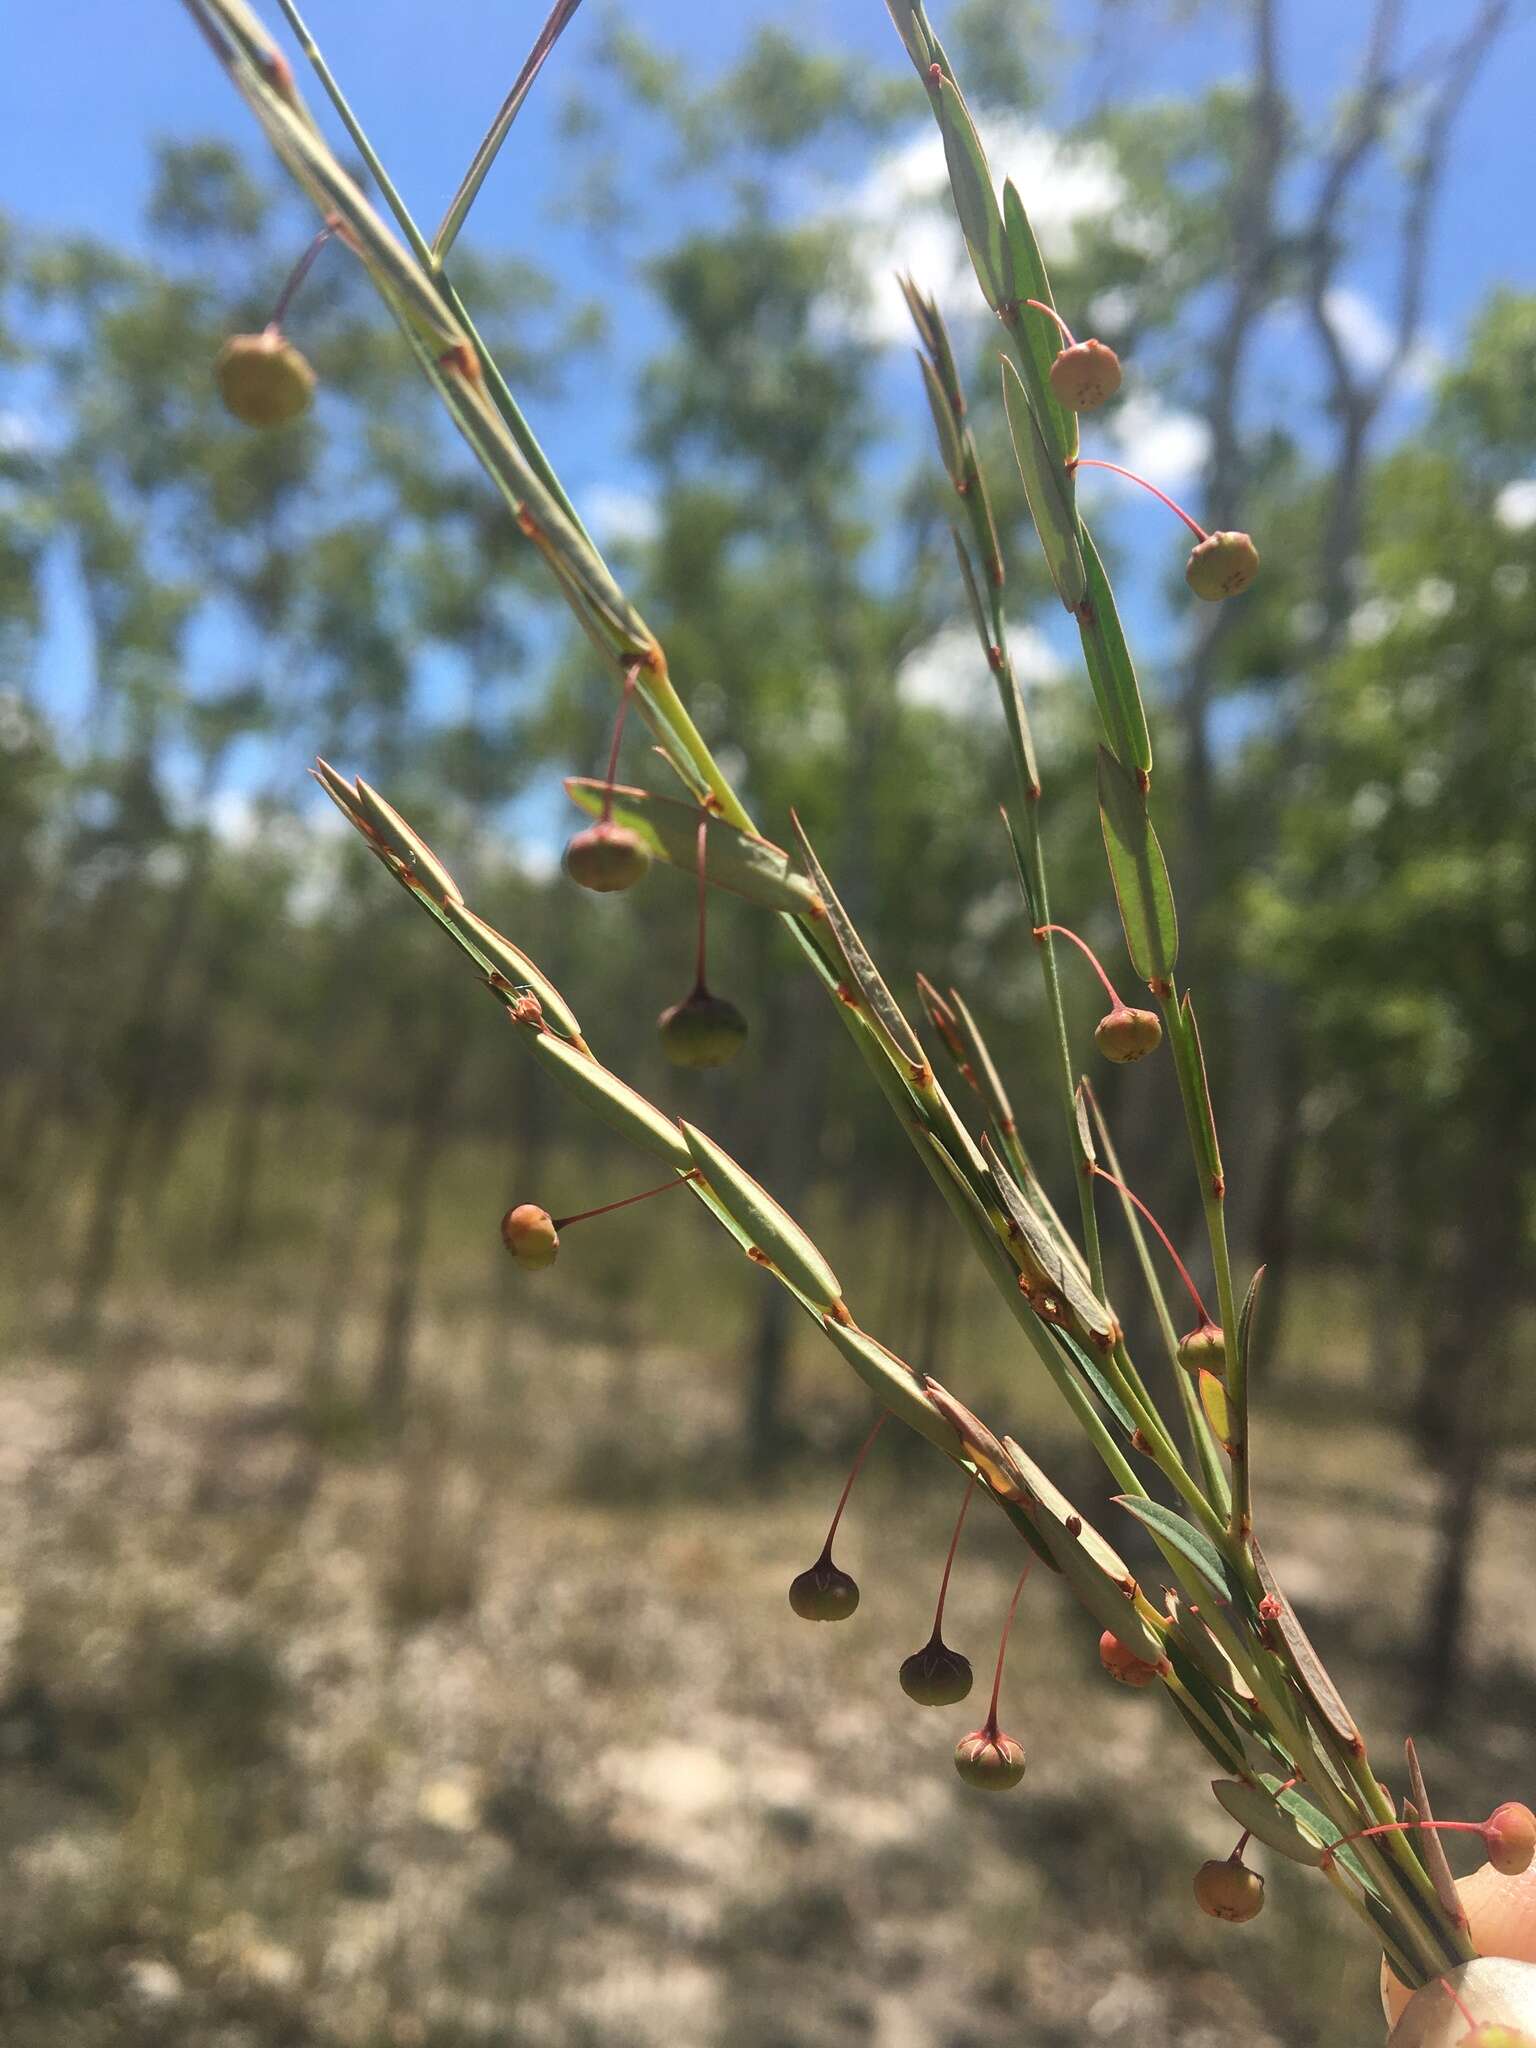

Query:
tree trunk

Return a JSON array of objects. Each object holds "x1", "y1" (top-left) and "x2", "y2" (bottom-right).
[{"x1": 371, "y1": 1039, "x2": 456, "y2": 1430}]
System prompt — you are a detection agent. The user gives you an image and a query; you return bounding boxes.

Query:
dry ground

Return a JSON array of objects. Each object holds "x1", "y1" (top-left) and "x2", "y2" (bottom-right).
[{"x1": 0, "y1": 1304, "x2": 1531, "y2": 2048}]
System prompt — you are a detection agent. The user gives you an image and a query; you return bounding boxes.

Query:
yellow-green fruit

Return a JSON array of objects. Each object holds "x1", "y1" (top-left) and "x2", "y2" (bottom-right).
[
  {"x1": 500, "y1": 1203, "x2": 559, "y2": 1270},
  {"x1": 1176, "y1": 1322, "x2": 1226, "y2": 1374},
  {"x1": 1193, "y1": 1858, "x2": 1265, "y2": 1922},
  {"x1": 1048, "y1": 338, "x2": 1122, "y2": 411},
  {"x1": 953, "y1": 1728, "x2": 1026, "y2": 1791},
  {"x1": 215, "y1": 329, "x2": 316, "y2": 428},
  {"x1": 1186, "y1": 530, "x2": 1260, "y2": 601},
  {"x1": 899, "y1": 1637, "x2": 974, "y2": 1706},
  {"x1": 1093, "y1": 1005, "x2": 1163, "y2": 1063},
  {"x1": 563, "y1": 822, "x2": 650, "y2": 893},
  {"x1": 658, "y1": 988, "x2": 748, "y2": 1069},
  {"x1": 788, "y1": 1558, "x2": 859, "y2": 1621}
]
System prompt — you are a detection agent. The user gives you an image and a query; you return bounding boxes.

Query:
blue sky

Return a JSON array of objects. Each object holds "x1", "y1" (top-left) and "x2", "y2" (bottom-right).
[{"x1": 4, "y1": 1, "x2": 1534, "y2": 832}]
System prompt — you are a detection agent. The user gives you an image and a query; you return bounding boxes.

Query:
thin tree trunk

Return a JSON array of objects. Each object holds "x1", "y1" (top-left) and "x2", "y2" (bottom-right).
[
  {"x1": 371, "y1": 1037, "x2": 456, "y2": 1430},
  {"x1": 211, "y1": 1060, "x2": 274, "y2": 1263}
]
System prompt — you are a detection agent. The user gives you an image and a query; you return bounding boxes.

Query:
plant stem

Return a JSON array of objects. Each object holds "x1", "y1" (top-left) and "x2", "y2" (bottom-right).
[
  {"x1": 931, "y1": 1475, "x2": 976, "y2": 1635},
  {"x1": 818, "y1": 1413, "x2": 886, "y2": 1560},
  {"x1": 268, "y1": 218, "x2": 334, "y2": 326},
  {"x1": 1066, "y1": 458, "x2": 1210, "y2": 541}
]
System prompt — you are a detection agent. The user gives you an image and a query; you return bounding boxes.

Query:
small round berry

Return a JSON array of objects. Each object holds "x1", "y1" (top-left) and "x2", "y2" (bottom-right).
[
  {"x1": 657, "y1": 987, "x2": 748, "y2": 1070},
  {"x1": 1186, "y1": 531, "x2": 1260, "y2": 602},
  {"x1": 953, "y1": 1727, "x2": 1027, "y2": 1791},
  {"x1": 1485, "y1": 1804, "x2": 1536, "y2": 1877},
  {"x1": 563, "y1": 821, "x2": 651, "y2": 893},
  {"x1": 1194, "y1": 1857, "x2": 1265, "y2": 1923},
  {"x1": 1048, "y1": 339, "x2": 1122, "y2": 412},
  {"x1": 899, "y1": 1637, "x2": 974, "y2": 1707},
  {"x1": 788, "y1": 1558, "x2": 860, "y2": 1622},
  {"x1": 1099, "y1": 1629, "x2": 1163, "y2": 1688},
  {"x1": 1093, "y1": 1006, "x2": 1163, "y2": 1063},
  {"x1": 500, "y1": 1203, "x2": 559, "y2": 1270},
  {"x1": 1176, "y1": 1323, "x2": 1226, "y2": 1374},
  {"x1": 215, "y1": 330, "x2": 316, "y2": 427},
  {"x1": 1461, "y1": 2028, "x2": 1536, "y2": 2047}
]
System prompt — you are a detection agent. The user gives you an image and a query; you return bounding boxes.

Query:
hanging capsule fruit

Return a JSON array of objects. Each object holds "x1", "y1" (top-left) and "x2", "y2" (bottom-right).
[
  {"x1": 1194, "y1": 1856, "x2": 1266, "y2": 1922},
  {"x1": 1094, "y1": 1004, "x2": 1163, "y2": 1063},
  {"x1": 1186, "y1": 531, "x2": 1261, "y2": 602},
  {"x1": 563, "y1": 820, "x2": 651, "y2": 893},
  {"x1": 1177, "y1": 1322, "x2": 1226, "y2": 1374},
  {"x1": 501, "y1": 1203, "x2": 559, "y2": 1270},
  {"x1": 788, "y1": 1556, "x2": 860, "y2": 1622},
  {"x1": 215, "y1": 330, "x2": 316, "y2": 427},
  {"x1": 953, "y1": 1726, "x2": 1027, "y2": 1791},
  {"x1": 1049, "y1": 338, "x2": 1123, "y2": 412},
  {"x1": 900, "y1": 1637, "x2": 974, "y2": 1707},
  {"x1": 658, "y1": 987, "x2": 748, "y2": 1069}
]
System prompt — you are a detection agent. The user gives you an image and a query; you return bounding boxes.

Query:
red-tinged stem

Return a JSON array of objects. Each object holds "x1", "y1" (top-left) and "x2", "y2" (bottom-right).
[
  {"x1": 553, "y1": 1170, "x2": 697, "y2": 1231},
  {"x1": 269, "y1": 219, "x2": 336, "y2": 329},
  {"x1": 1032, "y1": 923, "x2": 1124, "y2": 1008},
  {"x1": 1322, "y1": 1817, "x2": 1489, "y2": 1868},
  {"x1": 1438, "y1": 1977, "x2": 1479, "y2": 2029},
  {"x1": 1025, "y1": 297, "x2": 1077, "y2": 349},
  {"x1": 817, "y1": 1414, "x2": 887, "y2": 1563},
  {"x1": 1228, "y1": 1829, "x2": 1253, "y2": 1861},
  {"x1": 930, "y1": 1474, "x2": 976, "y2": 1637},
  {"x1": 693, "y1": 813, "x2": 709, "y2": 991},
  {"x1": 1091, "y1": 1164, "x2": 1213, "y2": 1326},
  {"x1": 983, "y1": 1562, "x2": 1033, "y2": 1735},
  {"x1": 598, "y1": 663, "x2": 641, "y2": 824},
  {"x1": 1066, "y1": 458, "x2": 1210, "y2": 542}
]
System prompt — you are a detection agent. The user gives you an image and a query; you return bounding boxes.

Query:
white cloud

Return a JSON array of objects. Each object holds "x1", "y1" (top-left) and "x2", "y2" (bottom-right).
[
  {"x1": 823, "y1": 119, "x2": 1133, "y2": 348},
  {"x1": 1495, "y1": 479, "x2": 1536, "y2": 532},
  {"x1": 1322, "y1": 287, "x2": 1441, "y2": 395},
  {"x1": 583, "y1": 483, "x2": 659, "y2": 549},
  {"x1": 1106, "y1": 392, "x2": 1211, "y2": 491},
  {"x1": 896, "y1": 618, "x2": 1062, "y2": 717}
]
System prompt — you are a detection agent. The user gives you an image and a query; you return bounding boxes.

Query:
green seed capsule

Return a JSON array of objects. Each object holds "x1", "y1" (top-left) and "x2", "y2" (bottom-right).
[
  {"x1": 215, "y1": 330, "x2": 316, "y2": 427},
  {"x1": 658, "y1": 987, "x2": 748, "y2": 1069},
  {"x1": 953, "y1": 1727, "x2": 1026, "y2": 1791},
  {"x1": 1185, "y1": 531, "x2": 1260, "y2": 601},
  {"x1": 1193, "y1": 1858, "x2": 1265, "y2": 1922},
  {"x1": 788, "y1": 1557, "x2": 859, "y2": 1622},
  {"x1": 563, "y1": 822, "x2": 651, "y2": 893},
  {"x1": 1048, "y1": 339, "x2": 1122, "y2": 412},
  {"x1": 1176, "y1": 1322, "x2": 1226, "y2": 1374},
  {"x1": 1093, "y1": 1005, "x2": 1163, "y2": 1063},
  {"x1": 899, "y1": 1636, "x2": 974, "y2": 1707},
  {"x1": 500, "y1": 1203, "x2": 559, "y2": 1270}
]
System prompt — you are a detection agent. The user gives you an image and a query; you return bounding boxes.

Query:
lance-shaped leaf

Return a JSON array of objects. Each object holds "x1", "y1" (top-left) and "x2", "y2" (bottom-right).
[
  {"x1": 1114, "y1": 1496, "x2": 1237, "y2": 1606},
  {"x1": 1097, "y1": 747, "x2": 1178, "y2": 984},
  {"x1": 983, "y1": 1137, "x2": 1117, "y2": 1344},
  {"x1": 1000, "y1": 179, "x2": 1077, "y2": 468},
  {"x1": 681, "y1": 1122, "x2": 843, "y2": 1312},
  {"x1": 790, "y1": 814, "x2": 927, "y2": 1073},
  {"x1": 1250, "y1": 1537, "x2": 1359, "y2": 1746},
  {"x1": 529, "y1": 1034, "x2": 691, "y2": 1169},
  {"x1": 1003, "y1": 1435, "x2": 1166, "y2": 1667},
  {"x1": 354, "y1": 780, "x2": 463, "y2": 904},
  {"x1": 883, "y1": 0, "x2": 933, "y2": 72},
  {"x1": 945, "y1": 986, "x2": 1016, "y2": 1137},
  {"x1": 821, "y1": 1321, "x2": 964, "y2": 1460},
  {"x1": 439, "y1": 901, "x2": 583, "y2": 1043},
  {"x1": 1169, "y1": 1692, "x2": 1246, "y2": 1776},
  {"x1": 1054, "y1": 1326, "x2": 1138, "y2": 1438},
  {"x1": 1175, "y1": 992, "x2": 1223, "y2": 1190},
  {"x1": 314, "y1": 757, "x2": 365, "y2": 824},
  {"x1": 1165, "y1": 1591, "x2": 1252, "y2": 1701},
  {"x1": 1076, "y1": 527, "x2": 1152, "y2": 776},
  {"x1": 1238, "y1": 1263, "x2": 1266, "y2": 1377},
  {"x1": 1405, "y1": 1737, "x2": 1469, "y2": 1928},
  {"x1": 1162, "y1": 1650, "x2": 1252, "y2": 1770},
  {"x1": 916, "y1": 353, "x2": 967, "y2": 488},
  {"x1": 1212, "y1": 1779, "x2": 1329, "y2": 1868},
  {"x1": 933, "y1": 76, "x2": 1011, "y2": 314},
  {"x1": 564, "y1": 780, "x2": 819, "y2": 915},
  {"x1": 1001, "y1": 356, "x2": 1087, "y2": 609}
]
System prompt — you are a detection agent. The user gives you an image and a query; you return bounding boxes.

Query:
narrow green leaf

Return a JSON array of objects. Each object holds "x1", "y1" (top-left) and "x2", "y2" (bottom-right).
[
  {"x1": 917, "y1": 352, "x2": 967, "y2": 487},
  {"x1": 354, "y1": 780, "x2": 463, "y2": 904},
  {"x1": 1250, "y1": 1538, "x2": 1359, "y2": 1745},
  {"x1": 529, "y1": 1034, "x2": 691, "y2": 1168},
  {"x1": 933, "y1": 77, "x2": 1011, "y2": 314},
  {"x1": 1176, "y1": 992, "x2": 1223, "y2": 1189},
  {"x1": 882, "y1": 0, "x2": 932, "y2": 72},
  {"x1": 821, "y1": 1320, "x2": 965, "y2": 1460},
  {"x1": 1096, "y1": 747, "x2": 1178, "y2": 984},
  {"x1": 950, "y1": 527, "x2": 993, "y2": 656},
  {"x1": 1170, "y1": 1691, "x2": 1246, "y2": 1776},
  {"x1": 1004, "y1": 1435, "x2": 1166, "y2": 1667},
  {"x1": 1001, "y1": 805, "x2": 1040, "y2": 926},
  {"x1": 1237, "y1": 1262, "x2": 1266, "y2": 1378},
  {"x1": 944, "y1": 986, "x2": 1015, "y2": 1137},
  {"x1": 1053, "y1": 1327, "x2": 1137, "y2": 1437},
  {"x1": 439, "y1": 901, "x2": 583, "y2": 1043},
  {"x1": 1198, "y1": 1369, "x2": 1233, "y2": 1447},
  {"x1": 923, "y1": 1380, "x2": 1028, "y2": 1500},
  {"x1": 564, "y1": 779, "x2": 818, "y2": 915},
  {"x1": 1001, "y1": 356, "x2": 1087, "y2": 609},
  {"x1": 1166, "y1": 1591, "x2": 1249, "y2": 1698},
  {"x1": 1212, "y1": 1779, "x2": 1328, "y2": 1868},
  {"x1": 1163, "y1": 1645, "x2": 1248, "y2": 1769},
  {"x1": 1076, "y1": 525, "x2": 1152, "y2": 776},
  {"x1": 1114, "y1": 1495, "x2": 1236, "y2": 1603},
  {"x1": 1000, "y1": 178, "x2": 1077, "y2": 466},
  {"x1": 790, "y1": 814, "x2": 927, "y2": 1072},
  {"x1": 1405, "y1": 1736, "x2": 1469, "y2": 1928},
  {"x1": 1073, "y1": 1081, "x2": 1096, "y2": 1167},
  {"x1": 681, "y1": 1121, "x2": 843, "y2": 1311}
]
